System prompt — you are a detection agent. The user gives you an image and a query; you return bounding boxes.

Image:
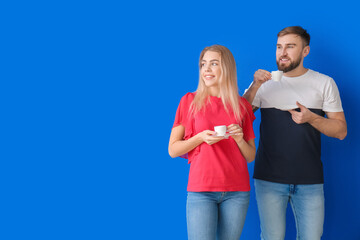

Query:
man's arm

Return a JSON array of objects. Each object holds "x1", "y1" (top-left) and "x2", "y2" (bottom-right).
[
  {"x1": 288, "y1": 102, "x2": 347, "y2": 140},
  {"x1": 243, "y1": 69, "x2": 271, "y2": 112},
  {"x1": 243, "y1": 82, "x2": 260, "y2": 112}
]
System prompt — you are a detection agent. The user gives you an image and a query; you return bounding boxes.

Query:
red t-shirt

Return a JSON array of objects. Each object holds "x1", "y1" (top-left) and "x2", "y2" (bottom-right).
[{"x1": 173, "y1": 92, "x2": 256, "y2": 192}]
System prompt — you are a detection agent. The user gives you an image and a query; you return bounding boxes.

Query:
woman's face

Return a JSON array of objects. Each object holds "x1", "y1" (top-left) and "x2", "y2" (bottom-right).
[{"x1": 200, "y1": 51, "x2": 222, "y2": 89}]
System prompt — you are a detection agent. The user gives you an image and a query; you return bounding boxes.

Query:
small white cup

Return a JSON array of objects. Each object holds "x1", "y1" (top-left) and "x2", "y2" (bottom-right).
[
  {"x1": 271, "y1": 70, "x2": 283, "y2": 82},
  {"x1": 214, "y1": 125, "x2": 226, "y2": 136}
]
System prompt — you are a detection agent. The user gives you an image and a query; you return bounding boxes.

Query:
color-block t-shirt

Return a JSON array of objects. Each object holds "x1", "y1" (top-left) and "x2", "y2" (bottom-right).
[
  {"x1": 173, "y1": 92, "x2": 255, "y2": 192},
  {"x1": 251, "y1": 69, "x2": 343, "y2": 184}
]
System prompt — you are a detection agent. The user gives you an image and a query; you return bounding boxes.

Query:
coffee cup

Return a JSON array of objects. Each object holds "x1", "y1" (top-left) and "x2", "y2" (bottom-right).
[
  {"x1": 271, "y1": 70, "x2": 283, "y2": 82},
  {"x1": 214, "y1": 125, "x2": 226, "y2": 136}
]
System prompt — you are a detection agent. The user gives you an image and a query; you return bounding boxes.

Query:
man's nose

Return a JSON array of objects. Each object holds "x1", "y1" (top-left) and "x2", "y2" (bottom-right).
[{"x1": 281, "y1": 48, "x2": 288, "y2": 56}]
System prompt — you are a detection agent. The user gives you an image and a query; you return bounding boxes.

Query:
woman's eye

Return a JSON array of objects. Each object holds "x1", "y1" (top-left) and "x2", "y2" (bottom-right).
[{"x1": 212, "y1": 63, "x2": 218, "y2": 66}]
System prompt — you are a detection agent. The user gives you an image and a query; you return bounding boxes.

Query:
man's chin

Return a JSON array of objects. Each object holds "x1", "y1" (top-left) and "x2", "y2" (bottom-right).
[
  {"x1": 277, "y1": 65, "x2": 289, "y2": 73},
  {"x1": 278, "y1": 62, "x2": 297, "y2": 72},
  {"x1": 279, "y1": 68, "x2": 290, "y2": 73}
]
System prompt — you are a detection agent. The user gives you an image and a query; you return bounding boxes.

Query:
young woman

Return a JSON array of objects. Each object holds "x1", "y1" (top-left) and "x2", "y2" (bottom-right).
[{"x1": 168, "y1": 45, "x2": 256, "y2": 240}]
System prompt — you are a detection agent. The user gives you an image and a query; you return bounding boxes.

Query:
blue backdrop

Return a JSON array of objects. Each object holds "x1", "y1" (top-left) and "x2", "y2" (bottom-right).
[{"x1": 2, "y1": 0, "x2": 359, "y2": 239}]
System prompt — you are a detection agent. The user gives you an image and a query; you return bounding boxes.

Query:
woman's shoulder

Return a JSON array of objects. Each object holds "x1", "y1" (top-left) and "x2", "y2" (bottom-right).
[
  {"x1": 238, "y1": 96, "x2": 255, "y2": 120},
  {"x1": 184, "y1": 92, "x2": 196, "y2": 98},
  {"x1": 238, "y1": 96, "x2": 251, "y2": 108},
  {"x1": 180, "y1": 92, "x2": 196, "y2": 103}
]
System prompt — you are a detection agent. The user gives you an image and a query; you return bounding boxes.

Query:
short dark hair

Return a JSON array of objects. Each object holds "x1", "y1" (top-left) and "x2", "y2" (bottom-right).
[{"x1": 277, "y1": 26, "x2": 310, "y2": 47}]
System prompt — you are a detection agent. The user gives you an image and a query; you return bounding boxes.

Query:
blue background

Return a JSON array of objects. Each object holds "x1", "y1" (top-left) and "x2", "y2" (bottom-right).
[{"x1": 1, "y1": 0, "x2": 359, "y2": 239}]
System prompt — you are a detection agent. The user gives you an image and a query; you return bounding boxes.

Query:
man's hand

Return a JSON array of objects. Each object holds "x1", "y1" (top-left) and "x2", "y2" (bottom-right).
[
  {"x1": 288, "y1": 101, "x2": 318, "y2": 124},
  {"x1": 243, "y1": 69, "x2": 272, "y2": 112},
  {"x1": 253, "y1": 69, "x2": 272, "y2": 87}
]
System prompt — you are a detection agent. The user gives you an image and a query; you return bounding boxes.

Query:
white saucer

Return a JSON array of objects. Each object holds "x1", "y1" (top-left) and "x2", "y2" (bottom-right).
[{"x1": 212, "y1": 133, "x2": 231, "y2": 139}]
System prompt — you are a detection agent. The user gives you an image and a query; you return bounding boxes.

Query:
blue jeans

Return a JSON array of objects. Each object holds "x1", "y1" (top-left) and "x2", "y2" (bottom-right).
[
  {"x1": 186, "y1": 191, "x2": 250, "y2": 240},
  {"x1": 254, "y1": 179, "x2": 324, "y2": 240}
]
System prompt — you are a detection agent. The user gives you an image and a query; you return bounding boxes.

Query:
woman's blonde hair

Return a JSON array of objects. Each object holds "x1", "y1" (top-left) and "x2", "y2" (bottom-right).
[{"x1": 190, "y1": 45, "x2": 245, "y2": 121}]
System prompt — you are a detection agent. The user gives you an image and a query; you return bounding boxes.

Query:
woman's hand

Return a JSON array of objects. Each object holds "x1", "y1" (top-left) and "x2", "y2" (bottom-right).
[
  {"x1": 227, "y1": 124, "x2": 256, "y2": 162},
  {"x1": 168, "y1": 126, "x2": 225, "y2": 158},
  {"x1": 197, "y1": 130, "x2": 225, "y2": 145},
  {"x1": 227, "y1": 124, "x2": 244, "y2": 143}
]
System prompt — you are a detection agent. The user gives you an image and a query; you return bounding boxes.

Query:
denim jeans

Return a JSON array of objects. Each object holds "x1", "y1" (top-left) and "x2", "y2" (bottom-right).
[
  {"x1": 254, "y1": 179, "x2": 324, "y2": 240},
  {"x1": 186, "y1": 191, "x2": 250, "y2": 240}
]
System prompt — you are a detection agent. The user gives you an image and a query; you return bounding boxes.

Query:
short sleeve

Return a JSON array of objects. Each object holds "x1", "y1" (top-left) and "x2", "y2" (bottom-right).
[
  {"x1": 172, "y1": 93, "x2": 196, "y2": 160},
  {"x1": 172, "y1": 93, "x2": 195, "y2": 137},
  {"x1": 173, "y1": 97, "x2": 186, "y2": 129},
  {"x1": 244, "y1": 82, "x2": 261, "y2": 108},
  {"x1": 323, "y1": 78, "x2": 343, "y2": 112},
  {"x1": 240, "y1": 97, "x2": 256, "y2": 142},
  {"x1": 252, "y1": 92, "x2": 261, "y2": 108}
]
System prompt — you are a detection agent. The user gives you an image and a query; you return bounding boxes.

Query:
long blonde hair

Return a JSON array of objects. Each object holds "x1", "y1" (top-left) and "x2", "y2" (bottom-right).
[{"x1": 190, "y1": 45, "x2": 244, "y2": 121}]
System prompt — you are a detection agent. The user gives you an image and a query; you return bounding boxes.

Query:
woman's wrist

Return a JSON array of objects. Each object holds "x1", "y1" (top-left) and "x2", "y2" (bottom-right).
[
  {"x1": 194, "y1": 132, "x2": 204, "y2": 144},
  {"x1": 235, "y1": 138, "x2": 245, "y2": 145}
]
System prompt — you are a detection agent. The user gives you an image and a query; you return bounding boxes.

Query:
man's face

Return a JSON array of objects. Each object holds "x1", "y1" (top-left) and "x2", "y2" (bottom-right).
[{"x1": 276, "y1": 34, "x2": 307, "y2": 73}]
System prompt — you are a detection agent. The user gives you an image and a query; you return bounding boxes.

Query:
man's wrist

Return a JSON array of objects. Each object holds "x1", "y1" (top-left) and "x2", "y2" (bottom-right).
[
  {"x1": 308, "y1": 112, "x2": 321, "y2": 124},
  {"x1": 251, "y1": 80, "x2": 262, "y2": 89}
]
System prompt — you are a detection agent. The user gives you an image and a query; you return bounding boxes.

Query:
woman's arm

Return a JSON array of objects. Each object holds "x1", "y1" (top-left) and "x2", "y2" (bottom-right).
[
  {"x1": 236, "y1": 139, "x2": 256, "y2": 163},
  {"x1": 227, "y1": 124, "x2": 256, "y2": 163},
  {"x1": 168, "y1": 125, "x2": 225, "y2": 158}
]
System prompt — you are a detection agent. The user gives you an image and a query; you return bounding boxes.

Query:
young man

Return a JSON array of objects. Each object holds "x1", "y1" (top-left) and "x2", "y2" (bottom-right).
[{"x1": 244, "y1": 26, "x2": 347, "y2": 240}]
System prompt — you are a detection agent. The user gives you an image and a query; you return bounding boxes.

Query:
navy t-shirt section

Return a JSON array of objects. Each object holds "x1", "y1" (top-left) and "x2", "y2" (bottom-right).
[{"x1": 254, "y1": 108, "x2": 325, "y2": 184}]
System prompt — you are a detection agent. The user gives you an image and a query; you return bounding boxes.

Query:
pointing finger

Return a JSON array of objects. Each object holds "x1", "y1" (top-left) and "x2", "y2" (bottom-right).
[
  {"x1": 288, "y1": 110, "x2": 296, "y2": 115},
  {"x1": 296, "y1": 101, "x2": 306, "y2": 110}
]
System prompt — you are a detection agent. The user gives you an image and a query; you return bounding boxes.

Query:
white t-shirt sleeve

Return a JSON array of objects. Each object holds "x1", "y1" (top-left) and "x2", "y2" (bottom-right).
[
  {"x1": 323, "y1": 78, "x2": 343, "y2": 112},
  {"x1": 252, "y1": 90, "x2": 261, "y2": 108},
  {"x1": 244, "y1": 82, "x2": 261, "y2": 108}
]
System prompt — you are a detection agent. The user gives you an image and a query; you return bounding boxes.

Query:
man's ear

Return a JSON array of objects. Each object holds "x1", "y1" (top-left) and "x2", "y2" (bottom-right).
[{"x1": 303, "y1": 46, "x2": 310, "y2": 58}]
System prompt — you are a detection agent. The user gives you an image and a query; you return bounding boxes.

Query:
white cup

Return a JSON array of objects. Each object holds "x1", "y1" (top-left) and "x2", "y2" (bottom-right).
[
  {"x1": 214, "y1": 125, "x2": 227, "y2": 136},
  {"x1": 271, "y1": 70, "x2": 283, "y2": 82}
]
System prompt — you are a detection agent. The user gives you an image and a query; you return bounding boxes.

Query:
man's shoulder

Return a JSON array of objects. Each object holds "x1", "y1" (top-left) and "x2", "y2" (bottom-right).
[{"x1": 307, "y1": 69, "x2": 333, "y2": 82}]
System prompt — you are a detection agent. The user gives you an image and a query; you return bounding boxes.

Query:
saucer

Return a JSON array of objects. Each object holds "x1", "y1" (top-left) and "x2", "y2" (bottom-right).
[{"x1": 212, "y1": 133, "x2": 230, "y2": 139}]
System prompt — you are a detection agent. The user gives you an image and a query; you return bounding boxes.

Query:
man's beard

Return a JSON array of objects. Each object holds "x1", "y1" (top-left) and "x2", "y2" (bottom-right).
[{"x1": 276, "y1": 55, "x2": 302, "y2": 73}]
